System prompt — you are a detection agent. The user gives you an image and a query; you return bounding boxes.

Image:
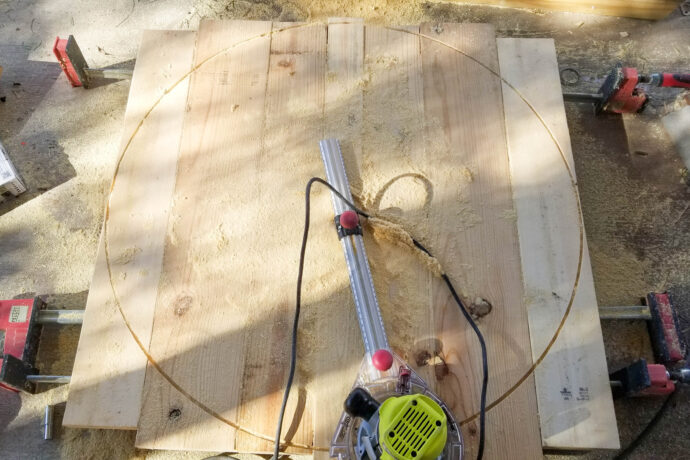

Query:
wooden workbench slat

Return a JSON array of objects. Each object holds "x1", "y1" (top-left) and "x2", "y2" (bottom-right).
[
  {"x1": 497, "y1": 37, "x2": 620, "y2": 450},
  {"x1": 360, "y1": 23, "x2": 433, "y2": 383},
  {"x1": 135, "y1": 20, "x2": 273, "y2": 451},
  {"x1": 233, "y1": 21, "x2": 326, "y2": 453},
  {"x1": 63, "y1": 29, "x2": 197, "y2": 429},
  {"x1": 420, "y1": 23, "x2": 543, "y2": 458},
  {"x1": 311, "y1": 17, "x2": 367, "y2": 460},
  {"x1": 446, "y1": 0, "x2": 678, "y2": 20}
]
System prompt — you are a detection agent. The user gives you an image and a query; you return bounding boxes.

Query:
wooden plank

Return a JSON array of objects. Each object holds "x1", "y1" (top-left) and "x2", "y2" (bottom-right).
[
  {"x1": 447, "y1": 0, "x2": 678, "y2": 20},
  {"x1": 63, "y1": 30, "x2": 196, "y2": 429},
  {"x1": 497, "y1": 38, "x2": 620, "y2": 450},
  {"x1": 315, "y1": 18, "x2": 438, "y2": 458},
  {"x1": 134, "y1": 20, "x2": 273, "y2": 451},
  {"x1": 420, "y1": 23, "x2": 543, "y2": 458},
  {"x1": 232, "y1": 21, "x2": 326, "y2": 454},
  {"x1": 312, "y1": 17, "x2": 366, "y2": 460},
  {"x1": 360, "y1": 24, "x2": 435, "y2": 384}
]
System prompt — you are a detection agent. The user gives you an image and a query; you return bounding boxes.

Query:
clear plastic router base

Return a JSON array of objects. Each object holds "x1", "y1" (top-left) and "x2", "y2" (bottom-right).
[{"x1": 330, "y1": 352, "x2": 463, "y2": 460}]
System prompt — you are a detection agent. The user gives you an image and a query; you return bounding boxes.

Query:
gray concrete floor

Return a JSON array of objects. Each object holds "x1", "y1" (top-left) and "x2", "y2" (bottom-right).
[{"x1": 0, "y1": 1, "x2": 688, "y2": 458}]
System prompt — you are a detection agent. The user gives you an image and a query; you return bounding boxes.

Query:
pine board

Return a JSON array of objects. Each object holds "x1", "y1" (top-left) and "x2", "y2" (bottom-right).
[
  {"x1": 419, "y1": 23, "x2": 542, "y2": 458},
  {"x1": 135, "y1": 19, "x2": 278, "y2": 451},
  {"x1": 311, "y1": 17, "x2": 367, "y2": 460},
  {"x1": 447, "y1": 0, "x2": 678, "y2": 20},
  {"x1": 497, "y1": 37, "x2": 619, "y2": 450},
  {"x1": 63, "y1": 30, "x2": 197, "y2": 429}
]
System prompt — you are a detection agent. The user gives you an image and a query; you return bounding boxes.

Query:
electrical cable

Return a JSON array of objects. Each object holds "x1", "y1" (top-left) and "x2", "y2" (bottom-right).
[
  {"x1": 612, "y1": 390, "x2": 677, "y2": 460},
  {"x1": 413, "y1": 239, "x2": 488, "y2": 460},
  {"x1": 272, "y1": 177, "x2": 367, "y2": 460},
  {"x1": 272, "y1": 177, "x2": 488, "y2": 460}
]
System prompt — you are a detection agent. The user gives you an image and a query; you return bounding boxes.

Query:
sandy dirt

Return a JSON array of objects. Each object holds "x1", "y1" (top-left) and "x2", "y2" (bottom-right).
[{"x1": 0, "y1": 0, "x2": 688, "y2": 459}]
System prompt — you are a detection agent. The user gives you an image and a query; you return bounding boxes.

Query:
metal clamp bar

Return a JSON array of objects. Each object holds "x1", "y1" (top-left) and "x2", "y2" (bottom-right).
[
  {"x1": 43, "y1": 405, "x2": 54, "y2": 440},
  {"x1": 319, "y1": 139, "x2": 389, "y2": 356},
  {"x1": 598, "y1": 305, "x2": 652, "y2": 320},
  {"x1": 562, "y1": 92, "x2": 604, "y2": 104},
  {"x1": 26, "y1": 375, "x2": 71, "y2": 384},
  {"x1": 83, "y1": 68, "x2": 133, "y2": 81},
  {"x1": 36, "y1": 309, "x2": 84, "y2": 325}
]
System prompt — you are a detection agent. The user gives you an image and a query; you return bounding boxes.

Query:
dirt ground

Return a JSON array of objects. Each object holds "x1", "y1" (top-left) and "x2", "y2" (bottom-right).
[{"x1": 0, "y1": 1, "x2": 688, "y2": 459}]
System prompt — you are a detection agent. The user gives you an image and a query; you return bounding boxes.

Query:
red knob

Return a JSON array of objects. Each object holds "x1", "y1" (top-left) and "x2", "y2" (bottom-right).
[
  {"x1": 372, "y1": 349, "x2": 393, "y2": 371},
  {"x1": 339, "y1": 210, "x2": 359, "y2": 230}
]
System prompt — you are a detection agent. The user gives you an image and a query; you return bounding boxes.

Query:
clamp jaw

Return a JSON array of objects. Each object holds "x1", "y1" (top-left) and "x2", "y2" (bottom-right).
[{"x1": 563, "y1": 64, "x2": 690, "y2": 114}]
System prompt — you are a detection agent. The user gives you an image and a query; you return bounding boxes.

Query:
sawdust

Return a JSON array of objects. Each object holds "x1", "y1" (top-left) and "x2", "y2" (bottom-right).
[
  {"x1": 500, "y1": 208, "x2": 517, "y2": 221},
  {"x1": 214, "y1": 223, "x2": 230, "y2": 250},
  {"x1": 461, "y1": 166, "x2": 474, "y2": 183},
  {"x1": 567, "y1": 107, "x2": 690, "y2": 306},
  {"x1": 589, "y1": 241, "x2": 648, "y2": 306},
  {"x1": 60, "y1": 428, "x2": 145, "y2": 460},
  {"x1": 367, "y1": 216, "x2": 444, "y2": 278},
  {"x1": 115, "y1": 247, "x2": 141, "y2": 265},
  {"x1": 338, "y1": 28, "x2": 486, "y2": 373},
  {"x1": 469, "y1": 296, "x2": 492, "y2": 319}
]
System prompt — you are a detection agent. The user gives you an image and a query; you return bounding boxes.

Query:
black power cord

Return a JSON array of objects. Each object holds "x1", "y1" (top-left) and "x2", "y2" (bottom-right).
[
  {"x1": 613, "y1": 390, "x2": 677, "y2": 460},
  {"x1": 413, "y1": 239, "x2": 488, "y2": 460},
  {"x1": 272, "y1": 177, "x2": 488, "y2": 460}
]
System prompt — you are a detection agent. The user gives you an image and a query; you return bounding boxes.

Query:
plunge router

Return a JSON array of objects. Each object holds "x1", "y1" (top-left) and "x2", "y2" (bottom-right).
[{"x1": 319, "y1": 139, "x2": 463, "y2": 460}]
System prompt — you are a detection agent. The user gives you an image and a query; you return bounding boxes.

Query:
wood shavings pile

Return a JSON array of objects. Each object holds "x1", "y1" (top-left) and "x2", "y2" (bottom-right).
[{"x1": 366, "y1": 216, "x2": 444, "y2": 278}]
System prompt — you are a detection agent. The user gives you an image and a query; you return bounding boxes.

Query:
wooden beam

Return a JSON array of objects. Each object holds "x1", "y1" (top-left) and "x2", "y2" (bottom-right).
[
  {"x1": 134, "y1": 20, "x2": 273, "y2": 451},
  {"x1": 420, "y1": 23, "x2": 543, "y2": 458},
  {"x1": 311, "y1": 17, "x2": 367, "y2": 460},
  {"x1": 360, "y1": 23, "x2": 433, "y2": 382},
  {"x1": 233, "y1": 20, "x2": 326, "y2": 454},
  {"x1": 63, "y1": 30, "x2": 196, "y2": 429},
  {"x1": 448, "y1": 0, "x2": 678, "y2": 20},
  {"x1": 497, "y1": 37, "x2": 620, "y2": 450}
]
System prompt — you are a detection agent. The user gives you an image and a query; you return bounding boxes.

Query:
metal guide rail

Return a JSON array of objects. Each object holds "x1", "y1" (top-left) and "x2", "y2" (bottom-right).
[
  {"x1": 318, "y1": 139, "x2": 463, "y2": 460},
  {"x1": 319, "y1": 139, "x2": 390, "y2": 360}
]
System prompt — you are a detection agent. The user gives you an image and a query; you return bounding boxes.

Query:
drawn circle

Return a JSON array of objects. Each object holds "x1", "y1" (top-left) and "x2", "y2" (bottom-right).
[{"x1": 103, "y1": 22, "x2": 584, "y2": 450}]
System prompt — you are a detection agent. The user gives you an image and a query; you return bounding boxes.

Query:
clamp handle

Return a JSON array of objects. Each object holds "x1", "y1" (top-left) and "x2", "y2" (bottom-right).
[
  {"x1": 660, "y1": 73, "x2": 690, "y2": 88},
  {"x1": 649, "y1": 72, "x2": 690, "y2": 88}
]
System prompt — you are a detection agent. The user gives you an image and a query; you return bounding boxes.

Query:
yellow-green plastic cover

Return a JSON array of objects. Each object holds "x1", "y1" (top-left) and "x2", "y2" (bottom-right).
[{"x1": 378, "y1": 394, "x2": 447, "y2": 459}]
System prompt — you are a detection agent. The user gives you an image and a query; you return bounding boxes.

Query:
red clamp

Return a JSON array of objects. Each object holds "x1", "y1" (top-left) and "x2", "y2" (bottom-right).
[
  {"x1": 605, "y1": 67, "x2": 647, "y2": 114},
  {"x1": 640, "y1": 364, "x2": 675, "y2": 396},
  {"x1": 53, "y1": 37, "x2": 83, "y2": 87}
]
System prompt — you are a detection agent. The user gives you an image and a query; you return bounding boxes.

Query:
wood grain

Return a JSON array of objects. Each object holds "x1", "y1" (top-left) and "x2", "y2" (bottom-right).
[
  {"x1": 360, "y1": 23, "x2": 433, "y2": 377},
  {"x1": 135, "y1": 20, "x2": 335, "y2": 453},
  {"x1": 63, "y1": 30, "x2": 196, "y2": 429},
  {"x1": 447, "y1": 0, "x2": 678, "y2": 20},
  {"x1": 497, "y1": 37, "x2": 619, "y2": 450},
  {"x1": 311, "y1": 17, "x2": 367, "y2": 460},
  {"x1": 420, "y1": 23, "x2": 543, "y2": 458},
  {"x1": 232, "y1": 21, "x2": 326, "y2": 453},
  {"x1": 135, "y1": 20, "x2": 274, "y2": 451}
]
